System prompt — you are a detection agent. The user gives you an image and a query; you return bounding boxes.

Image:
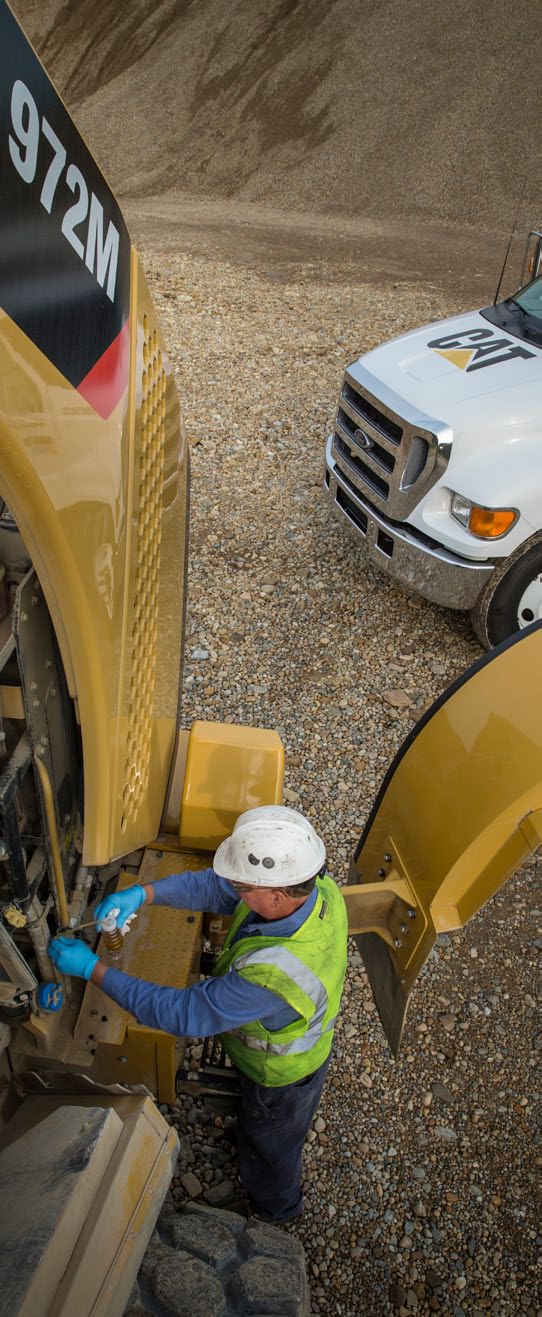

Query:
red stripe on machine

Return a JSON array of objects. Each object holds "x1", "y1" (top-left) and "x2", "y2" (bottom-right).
[{"x1": 77, "y1": 319, "x2": 130, "y2": 419}]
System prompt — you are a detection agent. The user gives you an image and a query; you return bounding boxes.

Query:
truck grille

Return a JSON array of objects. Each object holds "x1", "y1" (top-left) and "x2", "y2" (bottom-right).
[
  {"x1": 335, "y1": 434, "x2": 390, "y2": 500},
  {"x1": 331, "y1": 368, "x2": 446, "y2": 520},
  {"x1": 343, "y1": 380, "x2": 402, "y2": 445}
]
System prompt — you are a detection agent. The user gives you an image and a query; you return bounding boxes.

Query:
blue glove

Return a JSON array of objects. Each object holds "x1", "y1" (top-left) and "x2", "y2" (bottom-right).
[
  {"x1": 48, "y1": 935, "x2": 99, "y2": 981},
  {"x1": 94, "y1": 885, "x2": 146, "y2": 931}
]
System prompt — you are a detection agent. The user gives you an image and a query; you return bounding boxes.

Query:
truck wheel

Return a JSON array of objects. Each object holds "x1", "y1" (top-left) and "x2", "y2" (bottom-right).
[
  {"x1": 470, "y1": 537, "x2": 542, "y2": 648},
  {"x1": 129, "y1": 1200, "x2": 311, "y2": 1317}
]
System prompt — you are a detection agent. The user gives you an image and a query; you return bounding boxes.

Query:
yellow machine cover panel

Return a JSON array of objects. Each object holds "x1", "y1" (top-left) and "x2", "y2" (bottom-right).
[
  {"x1": 348, "y1": 624, "x2": 542, "y2": 1052},
  {"x1": 0, "y1": 3, "x2": 189, "y2": 864}
]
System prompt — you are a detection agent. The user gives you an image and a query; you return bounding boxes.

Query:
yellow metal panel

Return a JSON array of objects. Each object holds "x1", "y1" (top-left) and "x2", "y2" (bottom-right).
[
  {"x1": 0, "y1": 262, "x2": 188, "y2": 867},
  {"x1": 347, "y1": 626, "x2": 542, "y2": 1052},
  {"x1": 519, "y1": 807, "x2": 542, "y2": 850},
  {"x1": 110, "y1": 271, "x2": 189, "y2": 858},
  {"x1": 73, "y1": 851, "x2": 208, "y2": 1101},
  {"x1": 179, "y1": 719, "x2": 284, "y2": 849}
]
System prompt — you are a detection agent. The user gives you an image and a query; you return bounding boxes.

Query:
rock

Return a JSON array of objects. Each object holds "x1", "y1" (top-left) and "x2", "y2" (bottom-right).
[
  {"x1": 426, "y1": 1268, "x2": 443, "y2": 1289},
  {"x1": 439, "y1": 1014, "x2": 455, "y2": 1032},
  {"x1": 434, "y1": 1126, "x2": 457, "y2": 1142},
  {"x1": 180, "y1": 1172, "x2": 202, "y2": 1199},
  {"x1": 389, "y1": 1282, "x2": 407, "y2": 1306},
  {"x1": 383, "y1": 688, "x2": 413, "y2": 707},
  {"x1": 283, "y1": 787, "x2": 301, "y2": 803},
  {"x1": 432, "y1": 1082, "x2": 454, "y2": 1104},
  {"x1": 202, "y1": 1179, "x2": 236, "y2": 1207}
]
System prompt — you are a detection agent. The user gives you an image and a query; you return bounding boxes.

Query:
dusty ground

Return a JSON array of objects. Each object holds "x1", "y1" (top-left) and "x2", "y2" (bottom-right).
[
  {"x1": 125, "y1": 201, "x2": 540, "y2": 1317},
  {"x1": 16, "y1": 0, "x2": 542, "y2": 234},
  {"x1": 123, "y1": 194, "x2": 507, "y2": 300}
]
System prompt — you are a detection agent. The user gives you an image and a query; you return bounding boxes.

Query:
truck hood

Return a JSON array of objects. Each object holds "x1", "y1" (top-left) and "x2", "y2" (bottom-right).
[{"x1": 360, "y1": 308, "x2": 542, "y2": 415}]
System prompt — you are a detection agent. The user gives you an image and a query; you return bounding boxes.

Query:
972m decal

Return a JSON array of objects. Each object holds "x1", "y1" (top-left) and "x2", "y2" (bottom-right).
[
  {"x1": 0, "y1": 0, "x2": 130, "y2": 419},
  {"x1": 9, "y1": 78, "x2": 120, "y2": 303},
  {"x1": 428, "y1": 326, "x2": 535, "y2": 373}
]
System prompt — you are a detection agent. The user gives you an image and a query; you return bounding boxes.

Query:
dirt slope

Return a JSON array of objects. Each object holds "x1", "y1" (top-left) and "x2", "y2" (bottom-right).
[{"x1": 13, "y1": 0, "x2": 541, "y2": 231}]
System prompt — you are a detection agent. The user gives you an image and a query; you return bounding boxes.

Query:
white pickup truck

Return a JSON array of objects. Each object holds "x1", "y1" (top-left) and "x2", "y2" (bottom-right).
[{"x1": 324, "y1": 235, "x2": 542, "y2": 647}]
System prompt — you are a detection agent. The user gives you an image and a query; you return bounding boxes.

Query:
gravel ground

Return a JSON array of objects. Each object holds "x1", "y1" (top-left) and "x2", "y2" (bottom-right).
[{"x1": 137, "y1": 232, "x2": 540, "y2": 1317}]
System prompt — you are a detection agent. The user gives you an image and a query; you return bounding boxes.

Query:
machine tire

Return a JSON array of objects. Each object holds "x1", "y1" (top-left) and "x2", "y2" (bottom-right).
[
  {"x1": 470, "y1": 536, "x2": 542, "y2": 649},
  {"x1": 129, "y1": 1199, "x2": 310, "y2": 1317}
]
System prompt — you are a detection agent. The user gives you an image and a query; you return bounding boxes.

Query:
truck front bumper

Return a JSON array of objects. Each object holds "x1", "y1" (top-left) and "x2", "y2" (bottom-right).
[{"x1": 324, "y1": 435, "x2": 494, "y2": 611}]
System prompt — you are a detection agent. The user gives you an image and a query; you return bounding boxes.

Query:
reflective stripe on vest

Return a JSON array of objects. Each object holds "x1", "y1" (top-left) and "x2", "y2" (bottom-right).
[
  {"x1": 234, "y1": 945, "x2": 328, "y2": 1020},
  {"x1": 232, "y1": 946, "x2": 333, "y2": 1054},
  {"x1": 214, "y1": 874, "x2": 348, "y2": 1085},
  {"x1": 233, "y1": 1013, "x2": 338, "y2": 1055}
]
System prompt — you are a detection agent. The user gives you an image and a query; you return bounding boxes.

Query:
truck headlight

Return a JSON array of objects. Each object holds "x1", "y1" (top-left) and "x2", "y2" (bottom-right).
[{"x1": 450, "y1": 493, "x2": 518, "y2": 539}]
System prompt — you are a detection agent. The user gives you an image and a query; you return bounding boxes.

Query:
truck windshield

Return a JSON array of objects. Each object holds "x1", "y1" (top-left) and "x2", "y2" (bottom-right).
[{"x1": 481, "y1": 275, "x2": 542, "y2": 347}]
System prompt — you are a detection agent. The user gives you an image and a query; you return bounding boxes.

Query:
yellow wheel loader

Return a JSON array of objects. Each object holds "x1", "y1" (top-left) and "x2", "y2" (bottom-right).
[{"x1": 0, "y1": 4, "x2": 540, "y2": 1314}]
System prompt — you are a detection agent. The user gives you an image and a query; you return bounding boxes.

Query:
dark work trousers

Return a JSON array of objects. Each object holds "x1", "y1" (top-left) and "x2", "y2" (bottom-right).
[{"x1": 236, "y1": 1052, "x2": 332, "y2": 1221}]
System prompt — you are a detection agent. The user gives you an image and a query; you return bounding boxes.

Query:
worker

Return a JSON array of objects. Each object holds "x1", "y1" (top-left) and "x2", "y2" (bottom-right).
[{"x1": 48, "y1": 805, "x2": 348, "y2": 1223}]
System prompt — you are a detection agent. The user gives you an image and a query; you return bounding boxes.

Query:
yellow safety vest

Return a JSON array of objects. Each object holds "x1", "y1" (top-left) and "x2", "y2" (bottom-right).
[{"x1": 213, "y1": 874, "x2": 348, "y2": 1086}]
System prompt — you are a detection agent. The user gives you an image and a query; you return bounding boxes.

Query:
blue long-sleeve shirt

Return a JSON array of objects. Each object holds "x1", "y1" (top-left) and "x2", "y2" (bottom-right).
[{"x1": 102, "y1": 868, "x2": 318, "y2": 1038}]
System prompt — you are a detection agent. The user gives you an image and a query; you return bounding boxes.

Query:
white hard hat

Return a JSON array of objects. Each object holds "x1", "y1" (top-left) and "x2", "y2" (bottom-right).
[{"x1": 213, "y1": 805, "x2": 326, "y2": 888}]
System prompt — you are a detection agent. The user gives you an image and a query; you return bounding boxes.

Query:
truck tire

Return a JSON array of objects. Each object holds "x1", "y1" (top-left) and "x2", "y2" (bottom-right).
[
  {"x1": 470, "y1": 536, "x2": 542, "y2": 648},
  {"x1": 128, "y1": 1199, "x2": 311, "y2": 1317}
]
